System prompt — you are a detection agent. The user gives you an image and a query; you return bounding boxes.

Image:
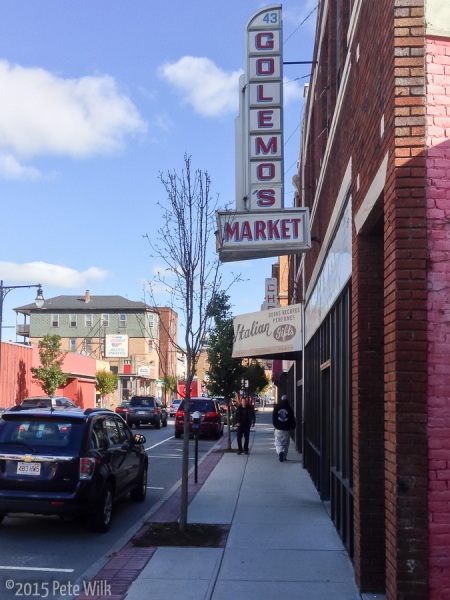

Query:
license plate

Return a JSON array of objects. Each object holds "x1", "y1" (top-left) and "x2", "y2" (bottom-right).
[
  {"x1": 137, "y1": 411, "x2": 146, "y2": 415},
  {"x1": 17, "y1": 462, "x2": 41, "y2": 476}
]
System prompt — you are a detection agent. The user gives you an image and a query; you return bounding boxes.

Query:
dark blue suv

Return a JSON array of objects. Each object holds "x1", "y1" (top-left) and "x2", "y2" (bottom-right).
[{"x1": 0, "y1": 408, "x2": 148, "y2": 532}]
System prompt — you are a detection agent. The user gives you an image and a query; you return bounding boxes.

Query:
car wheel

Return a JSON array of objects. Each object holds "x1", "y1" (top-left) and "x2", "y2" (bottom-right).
[
  {"x1": 155, "y1": 418, "x2": 161, "y2": 429},
  {"x1": 89, "y1": 484, "x2": 113, "y2": 533},
  {"x1": 131, "y1": 464, "x2": 148, "y2": 502},
  {"x1": 134, "y1": 421, "x2": 140, "y2": 429},
  {"x1": 174, "y1": 429, "x2": 181, "y2": 439}
]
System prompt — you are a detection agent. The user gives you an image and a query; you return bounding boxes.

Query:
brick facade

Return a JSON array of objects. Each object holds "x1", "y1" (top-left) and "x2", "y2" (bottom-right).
[
  {"x1": 426, "y1": 35, "x2": 450, "y2": 600},
  {"x1": 296, "y1": 0, "x2": 450, "y2": 597}
]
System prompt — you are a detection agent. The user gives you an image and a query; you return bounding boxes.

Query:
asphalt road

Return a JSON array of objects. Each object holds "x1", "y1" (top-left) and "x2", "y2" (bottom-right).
[{"x1": 0, "y1": 419, "x2": 219, "y2": 600}]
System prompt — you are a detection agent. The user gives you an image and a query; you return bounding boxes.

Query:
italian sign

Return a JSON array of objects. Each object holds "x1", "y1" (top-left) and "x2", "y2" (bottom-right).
[{"x1": 232, "y1": 304, "x2": 302, "y2": 358}]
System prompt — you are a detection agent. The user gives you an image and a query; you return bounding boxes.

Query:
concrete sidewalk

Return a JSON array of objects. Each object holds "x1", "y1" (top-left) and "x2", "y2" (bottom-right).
[{"x1": 119, "y1": 410, "x2": 376, "y2": 600}]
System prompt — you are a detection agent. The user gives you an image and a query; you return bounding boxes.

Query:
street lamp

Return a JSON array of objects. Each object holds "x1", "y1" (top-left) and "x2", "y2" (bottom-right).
[{"x1": 0, "y1": 281, "x2": 45, "y2": 377}]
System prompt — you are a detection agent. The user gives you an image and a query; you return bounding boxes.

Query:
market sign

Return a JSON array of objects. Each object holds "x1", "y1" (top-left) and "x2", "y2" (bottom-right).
[
  {"x1": 217, "y1": 5, "x2": 311, "y2": 263},
  {"x1": 216, "y1": 208, "x2": 311, "y2": 262},
  {"x1": 232, "y1": 303, "x2": 302, "y2": 358},
  {"x1": 104, "y1": 334, "x2": 129, "y2": 358}
]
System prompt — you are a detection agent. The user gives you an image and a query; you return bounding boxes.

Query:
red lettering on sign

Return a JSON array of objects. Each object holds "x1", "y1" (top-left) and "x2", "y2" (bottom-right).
[
  {"x1": 241, "y1": 221, "x2": 252, "y2": 241},
  {"x1": 256, "y1": 58, "x2": 275, "y2": 76},
  {"x1": 256, "y1": 84, "x2": 273, "y2": 103},
  {"x1": 257, "y1": 163, "x2": 275, "y2": 181},
  {"x1": 255, "y1": 32, "x2": 274, "y2": 50},
  {"x1": 267, "y1": 220, "x2": 280, "y2": 239},
  {"x1": 255, "y1": 189, "x2": 276, "y2": 207},
  {"x1": 255, "y1": 136, "x2": 278, "y2": 155},
  {"x1": 257, "y1": 110, "x2": 274, "y2": 128},
  {"x1": 224, "y1": 218, "x2": 303, "y2": 244}
]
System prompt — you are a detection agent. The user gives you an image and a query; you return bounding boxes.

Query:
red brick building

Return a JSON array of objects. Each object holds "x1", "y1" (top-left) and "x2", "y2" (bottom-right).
[{"x1": 290, "y1": 1, "x2": 450, "y2": 598}]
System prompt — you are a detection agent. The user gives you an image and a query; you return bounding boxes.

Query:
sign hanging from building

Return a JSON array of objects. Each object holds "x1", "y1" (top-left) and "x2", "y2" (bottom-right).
[
  {"x1": 235, "y1": 4, "x2": 284, "y2": 212},
  {"x1": 216, "y1": 5, "x2": 311, "y2": 263},
  {"x1": 232, "y1": 304, "x2": 302, "y2": 358},
  {"x1": 216, "y1": 208, "x2": 311, "y2": 262},
  {"x1": 105, "y1": 334, "x2": 129, "y2": 358},
  {"x1": 262, "y1": 277, "x2": 279, "y2": 310}
]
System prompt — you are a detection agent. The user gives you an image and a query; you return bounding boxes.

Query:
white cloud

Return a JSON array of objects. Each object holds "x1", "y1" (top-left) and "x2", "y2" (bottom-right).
[
  {"x1": 159, "y1": 56, "x2": 242, "y2": 118},
  {"x1": 0, "y1": 262, "x2": 110, "y2": 288},
  {"x1": 0, "y1": 153, "x2": 40, "y2": 180},
  {"x1": 0, "y1": 60, "x2": 147, "y2": 178},
  {"x1": 160, "y1": 56, "x2": 303, "y2": 119}
]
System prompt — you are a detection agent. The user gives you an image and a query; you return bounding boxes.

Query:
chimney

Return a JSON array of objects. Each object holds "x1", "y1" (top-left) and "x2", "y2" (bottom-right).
[{"x1": 85, "y1": 290, "x2": 90, "y2": 303}]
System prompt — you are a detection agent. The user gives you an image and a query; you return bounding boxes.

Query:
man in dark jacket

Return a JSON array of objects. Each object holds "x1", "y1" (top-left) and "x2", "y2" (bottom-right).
[
  {"x1": 272, "y1": 394, "x2": 296, "y2": 462},
  {"x1": 235, "y1": 397, "x2": 256, "y2": 455}
]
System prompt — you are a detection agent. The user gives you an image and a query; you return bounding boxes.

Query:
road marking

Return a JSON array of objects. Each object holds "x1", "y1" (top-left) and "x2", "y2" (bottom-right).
[
  {"x1": 145, "y1": 436, "x2": 174, "y2": 451},
  {"x1": 0, "y1": 566, "x2": 74, "y2": 572}
]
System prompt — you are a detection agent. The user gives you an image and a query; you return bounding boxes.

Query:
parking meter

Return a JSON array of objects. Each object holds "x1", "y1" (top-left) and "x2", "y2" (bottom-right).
[
  {"x1": 192, "y1": 411, "x2": 201, "y2": 435},
  {"x1": 192, "y1": 411, "x2": 201, "y2": 483}
]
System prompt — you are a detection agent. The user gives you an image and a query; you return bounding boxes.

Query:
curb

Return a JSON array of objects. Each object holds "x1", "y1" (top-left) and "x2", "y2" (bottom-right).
[{"x1": 74, "y1": 434, "x2": 233, "y2": 600}]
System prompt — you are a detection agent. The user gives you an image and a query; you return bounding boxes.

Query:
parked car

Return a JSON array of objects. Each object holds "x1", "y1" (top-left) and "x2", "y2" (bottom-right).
[
  {"x1": 217, "y1": 399, "x2": 237, "y2": 426},
  {"x1": 127, "y1": 396, "x2": 168, "y2": 429},
  {"x1": 168, "y1": 399, "x2": 182, "y2": 417},
  {"x1": 10, "y1": 396, "x2": 79, "y2": 411},
  {"x1": 0, "y1": 407, "x2": 148, "y2": 532},
  {"x1": 174, "y1": 397, "x2": 224, "y2": 439},
  {"x1": 115, "y1": 402, "x2": 130, "y2": 421}
]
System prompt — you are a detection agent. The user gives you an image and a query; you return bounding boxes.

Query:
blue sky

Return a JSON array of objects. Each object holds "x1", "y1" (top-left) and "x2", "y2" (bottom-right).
[{"x1": 0, "y1": 1, "x2": 316, "y2": 337}]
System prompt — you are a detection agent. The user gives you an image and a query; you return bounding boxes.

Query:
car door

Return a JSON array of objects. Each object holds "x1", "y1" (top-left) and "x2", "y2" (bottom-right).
[
  {"x1": 103, "y1": 416, "x2": 129, "y2": 493},
  {"x1": 116, "y1": 417, "x2": 142, "y2": 487}
]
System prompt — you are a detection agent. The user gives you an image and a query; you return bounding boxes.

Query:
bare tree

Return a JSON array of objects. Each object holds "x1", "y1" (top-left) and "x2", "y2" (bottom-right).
[{"x1": 144, "y1": 154, "x2": 238, "y2": 531}]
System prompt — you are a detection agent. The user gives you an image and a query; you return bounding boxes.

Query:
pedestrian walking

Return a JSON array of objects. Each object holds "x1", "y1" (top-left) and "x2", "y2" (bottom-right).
[
  {"x1": 235, "y1": 397, "x2": 256, "y2": 455},
  {"x1": 272, "y1": 394, "x2": 296, "y2": 462}
]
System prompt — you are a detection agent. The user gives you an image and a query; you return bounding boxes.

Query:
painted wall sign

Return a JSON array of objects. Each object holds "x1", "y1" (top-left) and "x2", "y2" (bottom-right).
[
  {"x1": 232, "y1": 304, "x2": 302, "y2": 358},
  {"x1": 217, "y1": 208, "x2": 311, "y2": 262}
]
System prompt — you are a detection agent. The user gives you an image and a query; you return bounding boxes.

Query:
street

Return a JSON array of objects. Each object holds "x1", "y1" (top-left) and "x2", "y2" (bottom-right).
[{"x1": 0, "y1": 421, "x2": 219, "y2": 600}]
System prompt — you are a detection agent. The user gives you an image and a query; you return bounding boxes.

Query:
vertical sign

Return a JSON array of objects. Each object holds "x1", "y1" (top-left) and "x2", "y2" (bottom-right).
[
  {"x1": 246, "y1": 6, "x2": 283, "y2": 211},
  {"x1": 263, "y1": 277, "x2": 279, "y2": 310}
]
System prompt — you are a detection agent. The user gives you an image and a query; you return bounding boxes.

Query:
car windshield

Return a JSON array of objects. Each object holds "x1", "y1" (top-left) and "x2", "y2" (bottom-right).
[
  {"x1": 0, "y1": 418, "x2": 84, "y2": 452},
  {"x1": 179, "y1": 399, "x2": 216, "y2": 413},
  {"x1": 130, "y1": 397, "x2": 155, "y2": 407}
]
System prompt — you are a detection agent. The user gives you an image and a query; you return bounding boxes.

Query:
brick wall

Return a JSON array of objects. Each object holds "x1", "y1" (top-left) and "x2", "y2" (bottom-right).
[{"x1": 426, "y1": 35, "x2": 450, "y2": 600}]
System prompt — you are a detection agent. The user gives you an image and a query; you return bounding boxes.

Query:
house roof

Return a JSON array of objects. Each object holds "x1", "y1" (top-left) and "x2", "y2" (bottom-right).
[{"x1": 15, "y1": 294, "x2": 157, "y2": 314}]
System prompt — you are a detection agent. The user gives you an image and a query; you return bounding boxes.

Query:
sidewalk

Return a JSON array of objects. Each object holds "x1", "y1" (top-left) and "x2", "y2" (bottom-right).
[{"x1": 76, "y1": 410, "x2": 383, "y2": 600}]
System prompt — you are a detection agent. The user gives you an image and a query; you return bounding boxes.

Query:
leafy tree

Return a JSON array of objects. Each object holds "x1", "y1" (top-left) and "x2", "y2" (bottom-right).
[
  {"x1": 144, "y1": 155, "x2": 240, "y2": 532},
  {"x1": 31, "y1": 334, "x2": 68, "y2": 395},
  {"x1": 243, "y1": 361, "x2": 270, "y2": 398},
  {"x1": 205, "y1": 291, "x2": 243, "y2": 449},
  {"x1": 96, "y1": 370, "x2": 119, "y2": 406},
  {"x1": 163, "y1": 373, "x2": 178, "y2": 403}
]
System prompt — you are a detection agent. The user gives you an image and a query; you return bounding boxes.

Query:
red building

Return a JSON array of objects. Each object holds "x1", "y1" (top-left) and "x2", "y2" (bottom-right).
[
  {"x1": 0, "y1": 341, "x2": 96, "y2": 409},
  {"x1": 287, "y1": 1, "x2": 450, "y2": 598}
]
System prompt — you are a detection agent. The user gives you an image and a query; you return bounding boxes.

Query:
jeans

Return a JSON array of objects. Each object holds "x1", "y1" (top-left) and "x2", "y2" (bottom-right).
[{"x1": 237, "y1": 426, "x2": 251, "y2": 452}]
